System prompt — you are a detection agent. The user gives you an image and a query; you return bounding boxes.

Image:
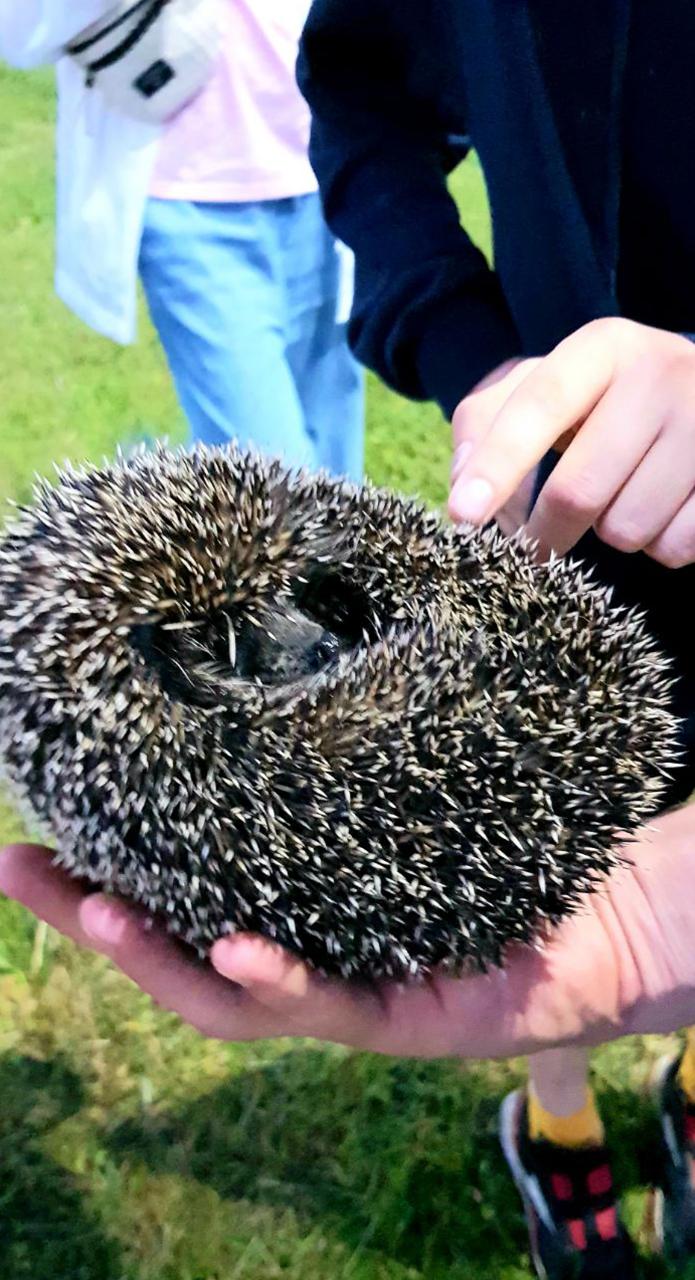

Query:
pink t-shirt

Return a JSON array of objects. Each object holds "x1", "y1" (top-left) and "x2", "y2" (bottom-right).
[{"x1": 150, "y1": 0, "x2": 317, "y2": 202}]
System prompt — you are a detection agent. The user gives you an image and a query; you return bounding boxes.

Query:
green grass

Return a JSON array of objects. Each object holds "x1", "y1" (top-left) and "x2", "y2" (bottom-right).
[{"x1": 0, "y1": 63, "x2": 688, "y2": 1280}]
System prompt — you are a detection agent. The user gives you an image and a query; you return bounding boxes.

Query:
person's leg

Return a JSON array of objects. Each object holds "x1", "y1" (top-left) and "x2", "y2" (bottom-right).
[
  {"x1": 278, "y1": 192, "x2": 365, "y2": 482},
  {"x1": 138, "y1": 197, "x2": 319, "y2": 470},
  {"x1": 500, "y1": 1048, "x2": 636, "y2": 1278},
  {"x1": 528, "y1": 1047, "x2": 604, "y2": 1147}
]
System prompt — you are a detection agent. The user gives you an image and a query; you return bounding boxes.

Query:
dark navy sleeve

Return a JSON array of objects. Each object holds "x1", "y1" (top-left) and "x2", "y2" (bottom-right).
[{"x1": 297, "y1": 0, "x2": 520, "y2": 418}]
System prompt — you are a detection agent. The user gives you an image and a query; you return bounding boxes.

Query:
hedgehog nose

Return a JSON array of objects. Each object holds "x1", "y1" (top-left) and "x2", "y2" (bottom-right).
[{"x1": 307, "y1": 631, "x2": 342, "y2": 673}]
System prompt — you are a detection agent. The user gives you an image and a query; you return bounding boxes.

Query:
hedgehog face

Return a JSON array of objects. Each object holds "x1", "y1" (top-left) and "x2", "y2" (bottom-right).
[
  {"x1": 126, "y1": 548, "x2": 378, "y2": 709},
  {"x1": 131, "y1": 594, "x2": 349, "y2": 706},
  {"x1": 231, "y1": 601, "x2": 344, "y2": 684},
  {"x1": 0, "y1": 444, "x2": 681, "y2": 980}
]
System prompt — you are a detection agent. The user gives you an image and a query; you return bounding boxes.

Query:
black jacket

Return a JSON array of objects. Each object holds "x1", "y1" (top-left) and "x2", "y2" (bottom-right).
[{"x1": 298, "y1": 0, "x2": 695, "y2": 801}]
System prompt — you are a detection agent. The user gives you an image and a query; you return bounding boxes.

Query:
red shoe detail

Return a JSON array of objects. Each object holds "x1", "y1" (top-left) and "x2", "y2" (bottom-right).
[
  {"x1": 595, "y1": 1206, "x2": 618, "y2": 1241},
  {"x1": 587, "y1": 1164, "x2": 612, "y2": 1197},
  {"x1": 567, "y1": 1218, "x2": 587, "y2": 1250},
  {"x1": 551, "y1": 1172, "x2": 573, "y2": 1201}
]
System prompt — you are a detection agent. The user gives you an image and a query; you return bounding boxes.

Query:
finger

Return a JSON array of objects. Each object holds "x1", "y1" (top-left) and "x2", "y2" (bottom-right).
[
  {"x1": 450, "y1": 324, "x2": 620, "y2": 525},
  {"x1": 0, "y1": 844, "x2": 97, "y2": 948},
  {"x1": 212, "y1": 931, "x2": 602, "y2": 1060},
  {"x1": 451, "y1": 359, "x2": 539, "y2": 482},
  {"x1": 525, "y1": 369, "x2": 664, "y2": 556},
  {"x1": 79, "y1": 896, "x2": 285, "y2": 1041},
  {"x1": 213, "y1": 935, "x2": 522, "y2": 1058},
  {"x1": 596, "y1": 440, "x2": 695, "y2": 555},
  {"x1": 646, "y1": 492, "x2": 695, "y2": 568},
  {"x1": 493, "y1": 466, "x2": 539, "y2": 537},
  {"x1": 0, "y1": 849, "x2": 288, "y2": 1041},
  {"x1": 210, "y1": 934, "x2": 387, "y2": 1051}
]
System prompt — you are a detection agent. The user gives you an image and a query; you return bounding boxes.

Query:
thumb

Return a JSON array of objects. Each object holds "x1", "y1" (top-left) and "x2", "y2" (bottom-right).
[{"x1": 210, "y1": 934, "x2": 386, "y2": 1050}]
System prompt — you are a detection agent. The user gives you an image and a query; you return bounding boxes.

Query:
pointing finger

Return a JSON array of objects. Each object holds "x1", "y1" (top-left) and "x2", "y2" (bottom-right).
[{"x1": 450, "y1": 324, "x2": 621, "y2": 525}]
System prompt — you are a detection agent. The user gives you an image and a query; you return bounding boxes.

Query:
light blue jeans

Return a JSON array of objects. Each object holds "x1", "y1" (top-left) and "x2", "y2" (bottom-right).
[{"x1": 138, "y1": 192, "x2": 365, "y2": 481}]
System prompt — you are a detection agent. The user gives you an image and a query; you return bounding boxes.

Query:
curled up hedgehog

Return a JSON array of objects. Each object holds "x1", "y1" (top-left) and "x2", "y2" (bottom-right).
[{"x1": 0, "y1": 445, "x2": 681, "y2": 980}]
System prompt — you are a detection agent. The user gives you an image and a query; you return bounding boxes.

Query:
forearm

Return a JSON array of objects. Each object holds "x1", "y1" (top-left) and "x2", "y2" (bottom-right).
[{"x1": 298, "y1": 0, "x2": 520, "y2": 415}]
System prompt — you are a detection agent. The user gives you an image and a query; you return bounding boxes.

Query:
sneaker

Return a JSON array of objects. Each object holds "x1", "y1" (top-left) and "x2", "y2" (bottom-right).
[
  {"x1": 499, "y1": 1090, "x2": 637, "y2": 1279},
  {"x1": 651, "y1": 1054, "x2": 695, "y2": 1258}
]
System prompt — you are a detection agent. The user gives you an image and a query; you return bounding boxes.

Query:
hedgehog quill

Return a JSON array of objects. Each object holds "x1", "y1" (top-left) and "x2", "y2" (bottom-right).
[{"x1": 0, "y1": 445, "x2": 681, "y2": 979}]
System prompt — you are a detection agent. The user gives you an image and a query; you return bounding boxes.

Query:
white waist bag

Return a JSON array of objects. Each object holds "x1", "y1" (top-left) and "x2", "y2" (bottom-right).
[{"x1": 66, "y1": 0, "x2": 221, "y2": 124}]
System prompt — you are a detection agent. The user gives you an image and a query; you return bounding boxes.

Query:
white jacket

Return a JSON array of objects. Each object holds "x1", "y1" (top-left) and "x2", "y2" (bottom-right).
[{"x1": 0, "y1": 3, "x2": 162, "y2": 343}]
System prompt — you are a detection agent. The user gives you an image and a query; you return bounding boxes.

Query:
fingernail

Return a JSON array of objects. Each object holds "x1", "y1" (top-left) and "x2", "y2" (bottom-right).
[
  {"x1": 451, "y1": 477, "x2": 494, "y2": 524},
  {"x1": 81, "y1": 897, "x2": 131, "y2": 946},
  {"x1": 451, "y1": 441, "x2": 473, "y2": 477}
]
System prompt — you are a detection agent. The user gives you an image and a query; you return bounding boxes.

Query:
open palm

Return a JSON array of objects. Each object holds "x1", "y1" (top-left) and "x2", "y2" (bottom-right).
[{"x1": 1, "y1": 802, "x2": 695, "y2": 1058}]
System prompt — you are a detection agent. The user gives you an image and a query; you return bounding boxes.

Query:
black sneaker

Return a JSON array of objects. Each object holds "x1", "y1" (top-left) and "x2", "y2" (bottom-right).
[
  {"x1": 651, "y1": 1055, "x2": 695, "y2": 1258},
  {"x1": 499, "y1": 1090, "x2": 637, "y2": 1279}
]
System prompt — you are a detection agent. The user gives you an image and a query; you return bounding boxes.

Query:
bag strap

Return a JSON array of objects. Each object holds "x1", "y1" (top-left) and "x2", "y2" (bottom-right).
[
  {"x1": 70, "y1": 0, "x2": 172, "y2": 84},
  {"x1": 89, "y1": 0, "x2": 170, "y2": 76},
  {"x1": 67, "y1": 0, "x2": 153, "y2": 56}
]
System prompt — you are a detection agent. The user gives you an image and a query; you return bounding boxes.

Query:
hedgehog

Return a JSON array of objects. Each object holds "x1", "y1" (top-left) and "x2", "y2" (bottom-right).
[{"x1": 0, "y1": 444, "x2": 681, "y2": 980}]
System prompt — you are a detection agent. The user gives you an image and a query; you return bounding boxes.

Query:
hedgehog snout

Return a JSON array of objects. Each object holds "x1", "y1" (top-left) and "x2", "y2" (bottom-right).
[{"x1": 242, "y1": 604, "x2": 344, "y2": 684}]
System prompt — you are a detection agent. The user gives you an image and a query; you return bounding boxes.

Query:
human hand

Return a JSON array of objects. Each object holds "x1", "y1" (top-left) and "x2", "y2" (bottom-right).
[
  {"x1": 2, "y1": 802, "x2": 695, "y2": 1058},
  {"x1": 449, "y1": 319, "x2": 695, "y2": 564},
  {"x1": 451, "y1": 356, "x2": 538, "y2": 537}
]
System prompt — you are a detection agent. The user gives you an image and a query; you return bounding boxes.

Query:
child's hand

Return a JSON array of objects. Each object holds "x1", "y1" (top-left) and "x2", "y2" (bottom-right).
[
  {"x1": 3, "y1": 802, "x2": 695, "y2": 1057},
  {"x1": 449, "y1": 319, "x2": 695, "y2": 566},
  {"x1": 450, "y1": 356, "x2": 539, "y2": 537}
]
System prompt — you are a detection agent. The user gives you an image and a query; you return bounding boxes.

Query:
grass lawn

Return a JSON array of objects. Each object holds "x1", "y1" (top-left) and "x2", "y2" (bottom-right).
[{"x1": 0, "y1": 63, "x2": 687, "y2": 1280}]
